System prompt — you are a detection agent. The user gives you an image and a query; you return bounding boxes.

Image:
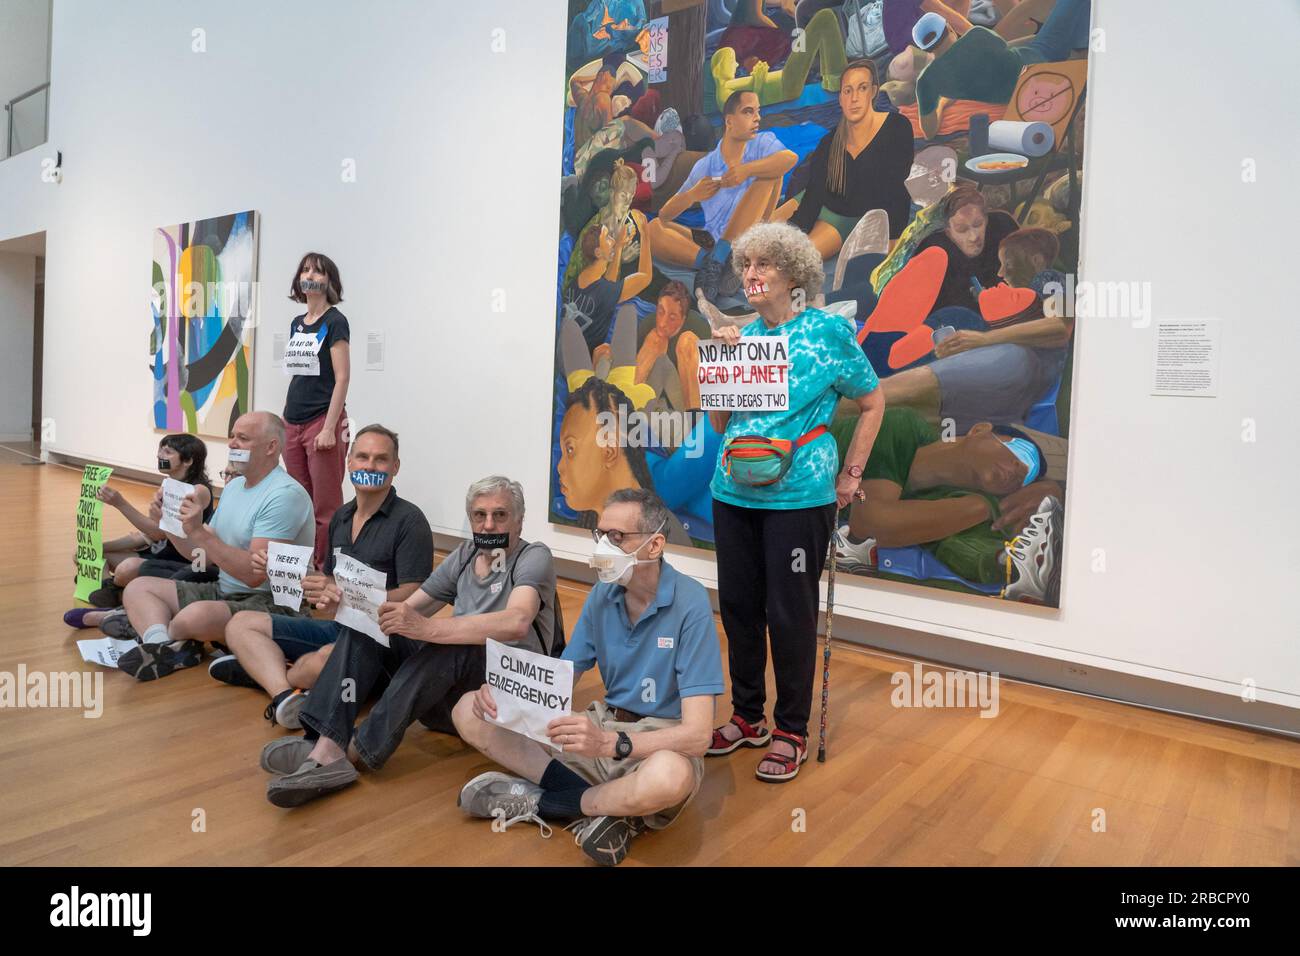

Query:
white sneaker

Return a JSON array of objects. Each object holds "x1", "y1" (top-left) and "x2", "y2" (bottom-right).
[
  {"x1": 1003, "y1": 496, "x2": 1063, "y2": 604},
  {"x1": 834, "y1": 525, "x2": 877, "y2": 572}
]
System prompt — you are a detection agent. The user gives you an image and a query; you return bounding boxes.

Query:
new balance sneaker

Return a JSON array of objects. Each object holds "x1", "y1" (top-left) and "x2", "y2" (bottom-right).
[
  {"x1": 834, "y1": 525, "x2": 878, "y2": 572},
  {"x1": 265, "y1": 688, "x2": 309, "y2": 729},
  {"x1": 1003, "y1": 496, "x2": 1063, "y2": 605},
  {"x1": 208, "y1": 653, "x2": 262, "y2": 690},
  {"x1": 118, "y1": 639, "x2": 204, "y2": 681},
  {"x1": 568, "y1": 815, "x2": 640, "y2": 866},
  {"x1": 457, "y1": 772, "x2": 551, "y2": 836}
]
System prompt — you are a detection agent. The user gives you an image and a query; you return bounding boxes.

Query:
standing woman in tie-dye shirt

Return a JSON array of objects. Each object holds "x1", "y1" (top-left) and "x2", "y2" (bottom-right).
[{"x1": 705, "y1": 222, "x2": 884, "y2": 783}]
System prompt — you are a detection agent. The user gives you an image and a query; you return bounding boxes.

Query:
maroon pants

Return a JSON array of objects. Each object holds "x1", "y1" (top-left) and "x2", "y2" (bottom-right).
[{"x1": 283, "y1": 411, "x2": 347, "y2": 569}]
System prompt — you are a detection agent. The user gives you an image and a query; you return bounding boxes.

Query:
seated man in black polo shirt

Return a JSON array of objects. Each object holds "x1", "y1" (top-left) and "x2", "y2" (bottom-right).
[
  {"x1": 213, "y1": 424, "x2": 433, "y2": 729},
  {"x1": 262, "y1": 475, "x2": 558, "y2": 809}
]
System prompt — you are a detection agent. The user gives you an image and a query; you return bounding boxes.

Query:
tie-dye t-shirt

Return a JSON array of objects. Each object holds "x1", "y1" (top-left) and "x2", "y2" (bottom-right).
[{"x1": 711, "y1": 307, "x2": 880, "y2": 510}]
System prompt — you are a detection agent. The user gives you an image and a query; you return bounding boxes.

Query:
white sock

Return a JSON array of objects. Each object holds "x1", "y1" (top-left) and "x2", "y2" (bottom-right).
[{"x1": 142, "y1": 624, "x2": 170, "y2": 645}]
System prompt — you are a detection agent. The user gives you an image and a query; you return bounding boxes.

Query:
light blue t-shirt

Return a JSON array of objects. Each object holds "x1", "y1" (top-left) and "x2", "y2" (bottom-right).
[
  {"x1": 711, "y1": 307, "x2": 880, "y2": 510},
  {"x1": 561, "y1": 561, "x2": 724, "y2": 720},
  {"x1": 679, "y1": 130, "x2": 786, "y2": 240},
  {"x1": 209, "y1": 467, "x2": 315, "y2": 595}
]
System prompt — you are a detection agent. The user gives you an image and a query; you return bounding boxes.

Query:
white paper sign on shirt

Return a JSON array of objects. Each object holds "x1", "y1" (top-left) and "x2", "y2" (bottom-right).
[
  {"x1": 158, "y1": 477, "x2": 197, "y2": 536},
  {"x1": 283, "y1": 330, "x2": 321, "y2": 376},
  {"x1": 77, "y1": 636, "x2": 140, "y2": 669},
  {"x1": 333, "y1": 553, "x2": 389, "y2": 646},
  {"x1": 266, "y1": 541, "x2": 314, "y2": 610},
  {"x1": 696, "y1": 335, "x2": 791, "y2": 411},
  {"x1": 485, "y1": 638, "x2": 574, "y2": 749}
]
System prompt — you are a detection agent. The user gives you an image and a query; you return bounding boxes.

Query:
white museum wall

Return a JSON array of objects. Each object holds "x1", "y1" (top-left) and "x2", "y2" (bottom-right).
[
  {"x1": 0, "y1": 251, "x2": 36, "y2": 439},
  {"x1": 0, "y1": 0, "x2": 1296, "y2": 708},
  {"x1": 0, "y1": 0, "x2": 50, "y2": 109}
]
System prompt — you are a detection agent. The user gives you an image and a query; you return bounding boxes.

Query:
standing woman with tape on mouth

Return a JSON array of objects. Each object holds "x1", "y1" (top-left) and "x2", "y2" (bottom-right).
[
  {"x1": 705, "y1": 222, "x2": 885, "y2": 782},
  {"x1": 282, "y1": 252, "x2": 351, "y2": 570}
]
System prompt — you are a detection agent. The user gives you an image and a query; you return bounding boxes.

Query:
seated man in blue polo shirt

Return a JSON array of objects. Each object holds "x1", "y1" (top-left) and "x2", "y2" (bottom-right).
[
  {"x1": 452, "y1": 487, "x2": 723, "y2": 867},
  {"x1": 212, "y1": 424, "x2": 433, "y2": 729}
]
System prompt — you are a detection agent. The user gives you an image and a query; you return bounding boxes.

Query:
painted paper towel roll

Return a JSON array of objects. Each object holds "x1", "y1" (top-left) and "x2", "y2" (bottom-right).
[{"x1": 986, "y1": 120, "x2": 1055, "y2": 157}]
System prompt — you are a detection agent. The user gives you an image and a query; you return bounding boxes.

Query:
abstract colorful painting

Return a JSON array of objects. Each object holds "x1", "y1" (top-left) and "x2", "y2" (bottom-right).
[
  {"x1": 150, "y1": 210, "x2": 259, "y2": 437},
  {"x1": 550, "y1": 1, "x2": 1092, "y2": 607}
]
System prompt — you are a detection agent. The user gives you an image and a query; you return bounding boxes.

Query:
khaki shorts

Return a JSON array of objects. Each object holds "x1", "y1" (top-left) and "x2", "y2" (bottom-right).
[
  {"x1": 174, "y1": 580, "x2": 303, "y2": 618},
  {"x1": 557, "y1": 699, "x2": 705, "y2": 830}
]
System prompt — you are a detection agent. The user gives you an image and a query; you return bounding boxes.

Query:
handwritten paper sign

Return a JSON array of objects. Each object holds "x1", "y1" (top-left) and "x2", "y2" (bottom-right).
[
  {"x1": 646, "y1": 16, "x2": 668, "y2": 83},
  {"x1": 73, "y1": 465, "x2": 114, "y2": 602},
  {"x1": 333, "y1": 553, "x2": 389, "y2": 646},
  {"x1": 486, "y1": 638, "x2": 574, "y2": 749},
  {"x1": 696, "y1": 336, "x2": 790, "y2": 410},
  {"x1": 283, "y1": 330, "x2": 321, "y2": 376},
  {"x1": 266, "y1": 541, "x2": 314, "y2": 610},
  {"x1": 158, "y1": 477, "x2": 196, "y2": 536},
  {"x1": 77, "y1": 636, "x2": 140, "y2": 669}
]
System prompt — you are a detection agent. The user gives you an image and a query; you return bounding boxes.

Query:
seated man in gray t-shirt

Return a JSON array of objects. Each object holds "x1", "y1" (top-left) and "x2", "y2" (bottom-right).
[{"x1": 263, "y1": 476, "x2": 558, "y2": 809}]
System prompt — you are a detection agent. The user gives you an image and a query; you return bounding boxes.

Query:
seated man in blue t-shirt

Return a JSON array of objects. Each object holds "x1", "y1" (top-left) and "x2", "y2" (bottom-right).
[
  {"x1": 117, "y1": 411, "x2": 315, "y2": 682},
  {"x1": 453, "y1": 488, "x2": 724, "y2": 867}
]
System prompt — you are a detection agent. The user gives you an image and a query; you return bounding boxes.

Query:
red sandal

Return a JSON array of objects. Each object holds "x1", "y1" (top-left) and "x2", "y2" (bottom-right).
[
  {"x1": 755, "y1": 729, "x2": 808, "y2": 783},
  {"x1": 707, "y1": 714, "x2": 771, "y2": 756}
]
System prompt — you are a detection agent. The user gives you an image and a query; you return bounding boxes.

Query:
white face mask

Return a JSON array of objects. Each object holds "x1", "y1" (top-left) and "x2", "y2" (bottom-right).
[{"x1": 589, "y1": 521, "x2": 665, "y2": 587}]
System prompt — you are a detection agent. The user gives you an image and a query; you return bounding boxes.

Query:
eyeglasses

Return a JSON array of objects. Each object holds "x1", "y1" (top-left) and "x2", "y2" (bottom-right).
[{"x1": 592, "y1": 528, "x2": 655, "y2": 547}]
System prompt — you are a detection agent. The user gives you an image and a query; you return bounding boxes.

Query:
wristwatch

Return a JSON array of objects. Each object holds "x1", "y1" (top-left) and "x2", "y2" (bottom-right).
[
  {"x1": 843, "y1": 464, "x2": 863, "y2": 479},
  {"x1": 612, "y1": 731, "x2": 633, "y2": 761}
]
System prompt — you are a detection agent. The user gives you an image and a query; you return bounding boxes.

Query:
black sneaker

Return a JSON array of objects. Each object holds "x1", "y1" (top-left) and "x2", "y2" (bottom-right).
[
  {"x1": 87, "y1": 582, "x2": 124, "y2": 608},
  {"x1": 118, "y1": 640, "x2": 205, "y2": 682},
  {"x1": 208, "y1": 653, "x2": 262, "y2": 690},
  {"x1": 264, "y1": 688, "x2": 309, "y2": 729},
  {"x1": 568, "y1": 815, "x2": 638, "y2": 866},
  {"x1": 694, "y1": 256, "x2": 724, "y2": 304},
  {"x1": 99, "y1": 610, "x2": 139, "y2": 641}
]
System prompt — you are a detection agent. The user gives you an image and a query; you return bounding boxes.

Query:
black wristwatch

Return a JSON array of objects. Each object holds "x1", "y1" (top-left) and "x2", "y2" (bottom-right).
[{"x1": 612, "y1": 731, "x2": 633, "y2": 761}]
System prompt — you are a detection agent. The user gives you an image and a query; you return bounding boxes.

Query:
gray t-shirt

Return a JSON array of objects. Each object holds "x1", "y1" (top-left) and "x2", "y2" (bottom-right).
[{"x1": 419, "y1": 540, "x2": 557, "y2": 656}]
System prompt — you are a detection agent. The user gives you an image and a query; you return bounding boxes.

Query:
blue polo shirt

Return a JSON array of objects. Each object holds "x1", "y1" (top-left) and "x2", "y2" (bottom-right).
[{"x1": 561, "y1": 561, "x2": 724, "y2": 719}]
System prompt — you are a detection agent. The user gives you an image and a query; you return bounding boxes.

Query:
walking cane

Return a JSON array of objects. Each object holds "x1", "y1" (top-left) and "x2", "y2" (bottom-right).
[{"x1": 817, "y1": 535, "x2": 837, "y2": 763}]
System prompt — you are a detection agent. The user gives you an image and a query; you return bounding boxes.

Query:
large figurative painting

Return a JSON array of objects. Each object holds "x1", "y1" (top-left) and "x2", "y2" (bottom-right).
[
  {"x1": 551, "y1": 1, "x2": 1090, "y2": 607},
  {"x1": 151, "y1": 210, "x2": 259, "y2": 438}
]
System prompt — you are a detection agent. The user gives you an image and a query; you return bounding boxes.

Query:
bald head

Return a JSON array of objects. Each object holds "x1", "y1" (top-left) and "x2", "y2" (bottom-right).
[{"x1": 228, "y1": 410, "x2": 286, "y2": 484}]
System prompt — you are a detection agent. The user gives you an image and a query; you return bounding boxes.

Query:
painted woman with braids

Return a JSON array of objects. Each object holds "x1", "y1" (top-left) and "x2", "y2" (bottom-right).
[
  {"x1": 556, "y1": 308, "x2": 695, "y2": 545},
  {"x1": 778, "y1": 58, "x2": 915, "y2": 259}
]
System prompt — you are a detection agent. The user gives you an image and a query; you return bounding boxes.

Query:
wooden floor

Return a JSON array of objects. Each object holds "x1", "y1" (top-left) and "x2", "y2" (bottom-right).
[{"x1": 1, "y1": 443, "x2": 1298, "y2": 867}]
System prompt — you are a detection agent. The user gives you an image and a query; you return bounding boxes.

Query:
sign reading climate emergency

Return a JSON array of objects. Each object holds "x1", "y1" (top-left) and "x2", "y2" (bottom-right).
[
  {"x1": 696, "y1": 336, "x2": 790, "y2": 411},
  {"x1": 485, "y1": 638, "x2": 574, "y2": 748}
]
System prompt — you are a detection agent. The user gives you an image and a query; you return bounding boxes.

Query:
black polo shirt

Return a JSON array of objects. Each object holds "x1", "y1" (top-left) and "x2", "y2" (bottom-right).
[{"x1": 324, "y1": 486, "x2": 433, "y2": 591}]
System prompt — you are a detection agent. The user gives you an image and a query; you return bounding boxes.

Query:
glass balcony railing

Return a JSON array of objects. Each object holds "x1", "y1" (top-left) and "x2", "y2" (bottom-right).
[{"x1": 4, "y1": 82, "x2": 49, "y2": 160}]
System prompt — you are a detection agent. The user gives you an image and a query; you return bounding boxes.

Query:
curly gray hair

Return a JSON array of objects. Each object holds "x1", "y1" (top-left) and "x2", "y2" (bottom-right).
[{"x1": 730, "y1": 222, "x2": 825, "y2": 299}]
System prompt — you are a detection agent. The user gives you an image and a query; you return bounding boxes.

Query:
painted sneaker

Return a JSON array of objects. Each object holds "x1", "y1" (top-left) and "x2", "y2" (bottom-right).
[
  {"x1": 834, "y1": 525, "x2": 878, "y2": 572},
  {"x1": 694, "y1": 256, "x2": 725, "y2": 304},
  {"x1": 457, "y1": 772, "x2": 551, "y2": 836},
  {"x1": 118, "y1": 639, "x2": 205, "y2": 681},
  {"x1": 1003, "y1": 496, "x2": 1063, "y2": 605},
  {"x1": 568, "y1": 815, "x2": 639, "y2": 866}
]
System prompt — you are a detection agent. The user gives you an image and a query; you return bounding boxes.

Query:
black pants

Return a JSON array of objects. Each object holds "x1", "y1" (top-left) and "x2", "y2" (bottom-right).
[
  {"x1": 299, "y1": 626, "x2": 486, "y2": 770},
  {"x1": 713, "y1": 498, "x2": 836, "y2": 737}
]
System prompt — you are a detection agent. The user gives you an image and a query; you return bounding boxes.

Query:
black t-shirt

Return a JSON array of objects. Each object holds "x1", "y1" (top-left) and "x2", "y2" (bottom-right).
[
  {"x1": 143, "y1": 478, "x2": 216, "y2": 563},
  {"x1": 323, "y1": 486, "x2": 433, "y2": 591},
  {"x1": 563, "y1": 277, "x2": 624, "y2": 351},
  {"x1": 916, "y1": 210, "x2": 1018, "y2": 313},
  {"x1": 791, "y1": 111, "x2": 916, "y2": 239},
  {"x1": 284, "y1": 306, "x2": 350, "y2": 424}
]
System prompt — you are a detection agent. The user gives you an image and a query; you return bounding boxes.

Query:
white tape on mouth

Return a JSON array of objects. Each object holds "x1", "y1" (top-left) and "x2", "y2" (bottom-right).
[
  {"x1": 746, "y1": 282, "x2": 768, "y2": 296},
  {"x1": 227, "y1": 448, "x2": 251, "y2": 463}
]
